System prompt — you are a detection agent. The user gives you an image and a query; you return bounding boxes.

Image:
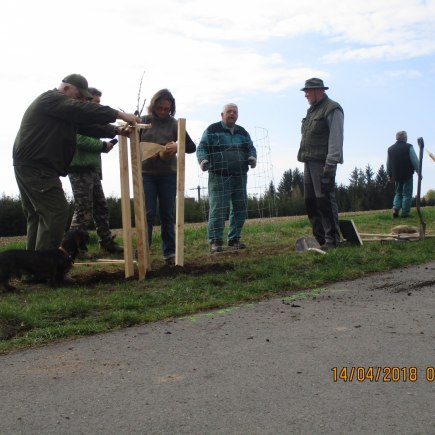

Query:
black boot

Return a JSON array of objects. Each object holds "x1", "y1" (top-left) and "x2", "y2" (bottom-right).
[{"x1": 100, "y1": 236, "x2": 123, "y2": 254}]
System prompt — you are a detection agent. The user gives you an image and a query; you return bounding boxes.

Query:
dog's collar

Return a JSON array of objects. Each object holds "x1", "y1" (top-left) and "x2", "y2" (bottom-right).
[{"x1": 58, "y1": 246, "x2": 73, "y2": 263}]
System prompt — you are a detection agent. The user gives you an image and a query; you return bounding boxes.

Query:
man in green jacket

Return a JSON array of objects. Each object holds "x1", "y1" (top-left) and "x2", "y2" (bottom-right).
[
  {"x1": 68, "y1": 87, "x2": 123, "y2": 256},
  {"x1": 297, "y1": 78, "x2": 344, "y2": 250},
  {"x1": 13, "y1": 74, "x2": 140, "y2": 255}
]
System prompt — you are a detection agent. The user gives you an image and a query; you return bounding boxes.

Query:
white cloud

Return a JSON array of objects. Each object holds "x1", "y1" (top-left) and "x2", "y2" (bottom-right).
[{"x1": 2, "y1": 0, "x2": 435, "y2": 200}]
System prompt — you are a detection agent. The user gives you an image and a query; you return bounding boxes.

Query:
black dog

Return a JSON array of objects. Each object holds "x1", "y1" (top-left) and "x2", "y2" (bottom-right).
[{"x1": 0, "y1": 229, "x2": 90, "y2": 292}]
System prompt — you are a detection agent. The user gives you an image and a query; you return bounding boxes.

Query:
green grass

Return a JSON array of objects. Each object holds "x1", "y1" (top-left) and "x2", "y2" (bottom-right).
[{"x1": 0, "y1": 207, "x2": 434, "y2": 353}]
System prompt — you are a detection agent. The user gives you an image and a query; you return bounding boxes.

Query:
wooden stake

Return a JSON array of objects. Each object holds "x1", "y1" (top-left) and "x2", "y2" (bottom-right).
[
  {"x1": 118, "y1": 122, "x2": 151, "y2": 130},
  {"x1": 359, "y1": 233, "x2": 418, "y2": 238},
  {"x1": 118, "y1": 134, "x2": 134, "y2": 278},
  {"x1": 175, "y1": 119, "x2": 186, "y2": 266},
  {"x1": 130, "y1": 126, "x2": 150, "y2": 279}
]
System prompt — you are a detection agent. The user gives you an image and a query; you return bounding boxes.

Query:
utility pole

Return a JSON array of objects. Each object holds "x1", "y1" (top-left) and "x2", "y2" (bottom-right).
[{"x1": 189, "y1": 185, "x2": 206, "y2": 202}]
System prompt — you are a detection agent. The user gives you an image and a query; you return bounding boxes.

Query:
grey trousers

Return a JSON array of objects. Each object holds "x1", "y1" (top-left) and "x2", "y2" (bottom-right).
[
  {"x1": 303, "y1": 161, "x2": 340, "y2": 246},
  {"x1": 14, "y1": 166, "x2": 69, "y2": 250}
]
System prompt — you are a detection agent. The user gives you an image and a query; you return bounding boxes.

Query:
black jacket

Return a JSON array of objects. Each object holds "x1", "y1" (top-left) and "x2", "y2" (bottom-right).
[
  {"x1": 13, "y1": 89, "x2": 119, "y2": 176},
  {"x1": 387, "y1": 141, "x2": 414, "y2": 181}
]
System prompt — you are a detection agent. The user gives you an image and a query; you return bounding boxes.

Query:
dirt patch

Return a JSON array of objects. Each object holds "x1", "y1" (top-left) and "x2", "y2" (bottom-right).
[
  {"x1": 67, "y1": 243, "x2": 292, "y2": 285},
  {"x1": 0, "y1": 244, "x2": 290, "y2": 294},
  {"x1": 70, "y1": 261, "x2": 236, "y2": 285}
]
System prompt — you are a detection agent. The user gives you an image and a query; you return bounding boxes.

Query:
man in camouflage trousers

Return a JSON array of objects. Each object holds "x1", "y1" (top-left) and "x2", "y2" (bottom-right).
[{"x1": 68, "y1": 87, "x2": 123, "y2": 256}]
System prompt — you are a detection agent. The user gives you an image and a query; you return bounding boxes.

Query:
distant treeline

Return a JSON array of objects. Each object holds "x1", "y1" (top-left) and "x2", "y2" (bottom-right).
[{"x1": 1, "y1": 163, "x2": 433, "y2": 237}]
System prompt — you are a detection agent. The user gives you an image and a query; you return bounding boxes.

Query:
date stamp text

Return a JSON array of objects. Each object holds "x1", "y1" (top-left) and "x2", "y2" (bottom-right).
[{"x1": 331, "y1": 366, "x2": 435, "y2": 382}]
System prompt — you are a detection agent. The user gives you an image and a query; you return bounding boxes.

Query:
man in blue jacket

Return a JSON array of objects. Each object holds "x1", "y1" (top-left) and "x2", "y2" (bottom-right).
[{"x1": 197, "y1": 104, "x2": 257, "y2": 253}]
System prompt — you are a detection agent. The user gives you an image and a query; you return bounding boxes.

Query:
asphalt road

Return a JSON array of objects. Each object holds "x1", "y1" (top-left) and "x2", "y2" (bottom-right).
[{"x1": 1, "y1": 262, "x2": 435, "y2": 435}]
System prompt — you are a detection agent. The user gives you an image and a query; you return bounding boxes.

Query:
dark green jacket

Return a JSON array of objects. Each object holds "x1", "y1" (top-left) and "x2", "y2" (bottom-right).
[
  {"x1": 298, "y1": 96, "x2": 343, "y2": 162},
  {"x1": 13, "y1": 89, "x2": 118, "y2": 176}
]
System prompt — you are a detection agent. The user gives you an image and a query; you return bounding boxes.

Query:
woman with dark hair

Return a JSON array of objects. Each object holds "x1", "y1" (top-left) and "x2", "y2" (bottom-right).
[{"x1": 140, "y1": 89, "x2": 196, "y2": 265}]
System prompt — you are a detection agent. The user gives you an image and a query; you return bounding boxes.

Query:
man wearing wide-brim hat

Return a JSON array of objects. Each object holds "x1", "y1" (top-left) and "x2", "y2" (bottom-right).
[{"x1": 297, "y1": 78, "x2": 344, "y2": 250}]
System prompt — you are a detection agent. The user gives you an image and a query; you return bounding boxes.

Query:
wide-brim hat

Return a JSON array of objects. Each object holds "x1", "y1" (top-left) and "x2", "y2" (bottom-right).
[
  {"x1": 62, "y1": 73, "x2": 92, "y2": 99},
  {"x1": 300, "y1": 78, "x2": 329, "y2": 91}
]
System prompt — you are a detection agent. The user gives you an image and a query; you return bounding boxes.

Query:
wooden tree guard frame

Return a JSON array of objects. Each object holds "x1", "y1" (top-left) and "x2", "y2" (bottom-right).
[
  {"x1": 175, "y1": 119, "x2": 186, "y2": 266},
  {"x1": 117, "y1": 120, "x2": 187, "y2": 280}
]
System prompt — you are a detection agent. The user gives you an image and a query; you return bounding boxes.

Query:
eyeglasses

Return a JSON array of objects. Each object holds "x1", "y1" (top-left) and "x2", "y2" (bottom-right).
[{"x1": 155, "y1": 106, "x2": 171, "y2": 113}]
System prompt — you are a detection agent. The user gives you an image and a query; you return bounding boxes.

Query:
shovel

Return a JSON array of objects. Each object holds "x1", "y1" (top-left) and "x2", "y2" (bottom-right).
[
  {"x1": 416, "y1": 137, "x2": 426, "y2": 240},
  {"x1": 294, "y1": 236, "x2": 326, "y2": 254}
]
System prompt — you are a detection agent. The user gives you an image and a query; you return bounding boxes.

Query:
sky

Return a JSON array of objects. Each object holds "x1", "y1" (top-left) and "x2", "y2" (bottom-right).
[{"x1": 1, "y1": 0, "x2": 435, "y2": 203}]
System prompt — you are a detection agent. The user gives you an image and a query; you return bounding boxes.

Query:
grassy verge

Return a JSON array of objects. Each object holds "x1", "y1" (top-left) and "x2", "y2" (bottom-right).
[{"x1": 0, "y1": 208, "x2": 434, "y2": 354}]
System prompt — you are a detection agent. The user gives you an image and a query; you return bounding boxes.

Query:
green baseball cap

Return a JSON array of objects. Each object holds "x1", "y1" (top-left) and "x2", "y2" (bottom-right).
[
  {"x1": 300, "y1": 78, "x2": 329, "y2": 91},
  {"x1": 62, "y1": 73, "x2": 92, "y2": 98}
]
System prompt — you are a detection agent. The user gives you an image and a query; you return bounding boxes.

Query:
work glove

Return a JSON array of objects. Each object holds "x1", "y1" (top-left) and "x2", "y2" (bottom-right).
[
  {"x1": 322, "y1": 163, "x2": 336, "y2": 175},
  {"x1": 248, "y1": 156, "x2": 257, "y2": 168},
  {"x1": 200, "y1": 160, "x2": 209, "y2": 172},
  {"x1": 321, "y1": 163, "x2": 336, "y2": 193}
]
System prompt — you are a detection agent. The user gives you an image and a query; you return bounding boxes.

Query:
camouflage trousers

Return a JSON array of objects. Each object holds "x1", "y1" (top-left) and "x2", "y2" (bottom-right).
[{"x1": 68, "y1": 171, "x2": 112, "y2": 244}]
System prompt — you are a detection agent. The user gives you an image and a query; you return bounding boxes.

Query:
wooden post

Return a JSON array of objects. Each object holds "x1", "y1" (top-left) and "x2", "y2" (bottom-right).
[
  {"x1": 175, "y1": 119, "x2": 186, "y2": 266},
  {"x1": 130, "y1": 126, "x2": 151, "y2": 279},
  {"x1": 118, "y1": 134, "x2": 134, "y2": 278}
]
